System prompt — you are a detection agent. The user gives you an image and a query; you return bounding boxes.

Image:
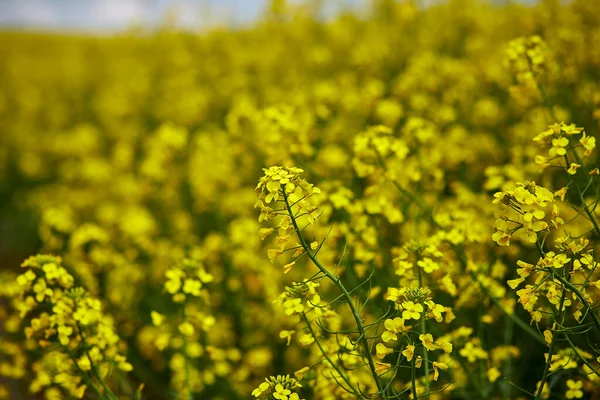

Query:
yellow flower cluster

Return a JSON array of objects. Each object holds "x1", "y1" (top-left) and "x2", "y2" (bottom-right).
[
  {"x1": 252, "y1": 375, "x2": 303, "y2": 400},
  {"x1": 256, "y1": 166, "x2": 322, "y2": 272},
  {"x1": 492, "y1": 181, "x2": 561, "y2": 245},
  {"x1": 504, "y1": 35, "x2": 550, "y2": 82},
  {"x1": 8, "y1": 255, "x2": 131, "y2": 398},
  {"x1": 276, "y1": 281, "x2": 323, "y2": 319},
  {"x1": 503, "y1": 35, "x2": 553, "y2": 105},
  {"x1": 0, "y1": 0, "x2": 599, "y2": 399},
  {"x1": 163, "y1": 257, "x2": 214, "y2": 303},
  {"x1": 378, "y1": 286, "x2": 452, "y2": 387},
  {"x1": 534, "y1": 122, "x2": 595, "y2": 169},
  {"x1": 491, "y1": 102, "x2": 600, "y2": 397}
]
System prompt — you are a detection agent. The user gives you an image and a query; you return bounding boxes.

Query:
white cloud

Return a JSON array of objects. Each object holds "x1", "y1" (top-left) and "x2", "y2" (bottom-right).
[
  {"x1": 91, "y1": 0, "x2": 147, "y2": 28},
  {"x1": 0, "y1": 0, "x2": 288, "y2": 32},
  {"x1": 0, "y1": 0, "x2": 57, "y2": 26}
]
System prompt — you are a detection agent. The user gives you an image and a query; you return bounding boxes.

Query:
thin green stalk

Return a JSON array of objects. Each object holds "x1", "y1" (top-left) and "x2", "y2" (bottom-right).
[
  {"x1": 534, "y1": 78, "x2": 558, "y2": 122},
  {"x1": 420, "y1": 315, "x2": 430, "y2": 398},
  {"x1": 64, "y1": 346, "x2": 107, "y2": 400},
  {"x1": 470, "y1": 271, "x2": 545, "y2": 345},
  {"x1": 375, "y1": 153, "x2": 440, "y2": 229},
  {"x1": 416, "y1": 260, "x2": 430, "y2": 398},
  {"x1": 76, "y1": 323, "x2": 118, "y2": 400},
  {"x1": 535, "y1": 283, "x2": 566, "y2": 400},
  {"x1": 502, "y1": 314, "x2": 513, "y2": 398},
  {"x1": 282, "y1": 191, "x2": 386, "y2": 397},
  {"x1": 181, "y1": 306, "x2": 193, "y2": 400},
  {"x1": 410, "y1": 356, "x2": 418, "y2": 399},
  {"x1": 575, "y1": 181, "x2": 600, "y2": 237},
  {"x1": 563, "y1": 332, "x2": 600, "y2": 378},
  {"x1": 302, "y1": 313, "x2": 361, "y2": 397},
  {"x1": 455, "y1": 356, "x2": 487, "y2": 399},
  {"x1": 84, "y1": 347, "x2": 119, "y2": 400},
  {"x1": 551, "y1": 272, "x2": 600, "y2": 332},
  {"x1": 563, "y1": 154, "x2": 600, "y2": 238}
]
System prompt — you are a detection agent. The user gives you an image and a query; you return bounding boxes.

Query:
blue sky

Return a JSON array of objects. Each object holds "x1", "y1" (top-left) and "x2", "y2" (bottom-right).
[
  {"x1": 0, "y1": 0, "x2": 276, "y2": 32},
  {"x1": 0, "y1": 0, "x2": 537, "y2": 33}
]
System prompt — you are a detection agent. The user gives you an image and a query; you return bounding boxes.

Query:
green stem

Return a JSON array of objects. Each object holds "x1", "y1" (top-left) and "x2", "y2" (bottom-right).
[
  {"x1": 455, "y1": 356, "x2": 486, "y2": 399},
  {"x1": 420, "y1": 316, "x2": 430, "y2": 398},
  {"x1": 302, "y1": 313, "x2": 361, "y2": 397},
  {"x1": 563, "y1": 154, "x2": 600, "y2": 237},
  {"x1": 502, "y1": 314, "x2": 513, "y2": 398},
  {"x1": 416, "y1": 259, "x2": 430, "y2": 398},
  {"x1": 535, "y1": 78, "x2": 558, "y2": 122},
  {"x1": 64, "y1": 346, "x2": 107, "y2": 400},
  {"x1": 375, "y1": 152, "x2": 440, "y2": 229},
  {"x1": 181, "y1": 305, "x2": 193, "y2": 400},
  {"x1": 551, "y1": 272, "x2": 600, "y2": 332},
  {"x1": 534, "y1": 286, "x2": 566, "y2": 400},
  {"x1": 411, "y1": 355, "x2": 418, "y2": 399},
  {"x1": 469, "y1": 272, "x2": 545, "y2": 345},
  {"x1": 282, "y1": 191, "x2": 386, "y2": 397},
  {"x1": 563, "y1": 332, "x2": 600, "y2": 378},
  {"x1": 84, "y1": 348, "x2": 118, "y2": 400},
  {"x1": 76, "y1": 323, "x2": 118, "y2": 400}
]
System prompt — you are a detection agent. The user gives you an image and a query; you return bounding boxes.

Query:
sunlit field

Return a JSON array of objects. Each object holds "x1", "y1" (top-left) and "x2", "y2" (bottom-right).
[{"x1": 1, "y1": 0, "x2": 600, "y2": 399}]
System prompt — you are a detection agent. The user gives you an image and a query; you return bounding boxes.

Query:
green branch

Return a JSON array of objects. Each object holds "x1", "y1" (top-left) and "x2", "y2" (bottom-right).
[{"x1": 282, "y1": 190, "x2": 386, "y2": 398}]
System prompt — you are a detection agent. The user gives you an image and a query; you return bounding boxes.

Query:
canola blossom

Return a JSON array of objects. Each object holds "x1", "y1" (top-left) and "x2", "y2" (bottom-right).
[{"x1": 1, "y1": 0, "x2": 600, "y2": 399}]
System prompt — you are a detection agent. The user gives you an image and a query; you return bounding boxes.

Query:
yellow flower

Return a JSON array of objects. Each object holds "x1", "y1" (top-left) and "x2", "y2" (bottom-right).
[
  {"x1": 376, "y1": 343, "x2": 393, "y2": 359},
  {"x1": 432, "y1": 361, "x2": 448, "y2": 381},
  {"x1": 182, "y1": 279, "x2": 202, "y2": 296},
  {"x1": 567, "y1": 163, "x2": 581, "y2": 175},
  {"x1": 554, "y1": 187, "x2": 568, "y2": 201},
  {"x1": 427, "y1": 301, "x2": 445, "y2": 322},
  {"x1": 294, "y1": 366, "x2": 310, "y2": 380},
  {"x1": 566, "y1": 380, "x2": 583, "y2": 399},
  {"x1": 282, "y1": 261, "x2": 295, "y2": 274},
  {"x1": 401, "y1": 301, "x2": 424, "y2": 320},
  {"x1": 57, "y1": 325, "x2": 73, "y2": 346},
  {"x1": 165, "y1": 276, "x2": 182, "y2": 294},
  {"x1": 417, "y1": 257, "x2": 439, "y2": 273},
  {"x1": 492, "y1": 229, "x2": 511, "y2": 246},
  {"x1": 550, "y1": 136, "x2": 569, "y2": 157},
  {"x1": 375, "y1": 361, "x2": 392, "y2": 375},
  {"x1": 258, "y1": 227, "x2": 275, "y2": 241},
  {"x1": 268, "y1": 248, "x2": 283, "y2": 262},
  {"x1": 542, "y1": 252, "x2": 571, "y2": 269},
  {"x1": 459, "y1": 341, "x2": 488, "y2": 362},
  {"x1": 115, "y1": 354, "x2": 133, "y2": 371},
  {"x1": 419, "y1": 333, "x2": 436, "y2": 351},
  {"x1": 560, "y1": 123, "x2": 582, "y2": 135},
  {"x1": 252, "y1": 382, "x2": 269, "y2": 397},
  {"x1": 299, "y1": 334, "x2": 314, "y2": 346},
  {"x1": 382, "y1": 317, "x2": 407, "y2": 342},
  {"x1": 178, "y1": 322, "x2": 195, "y2": 337},
  {"x1": 386, "y1": 288, "x2": 402, "y2": 302},
  {"x1": 32, "y1": 279, "x2": 52, "y2": 302},
  {"x1": 402, "y1": 344, "x2": 415, "y2": 361},
  {"x1": 279, "y1": 330, "x2": 295, "y2": 345},
  {"x1": 435, "y1": 340, "x2": 453, "y2": 353},
  {"x1": 17, "y1": 270, "x2": 37, "y2": 287},
  {"x1": 283, "y1": 298, "x2": 304, "y2": 315},
  {"x1": 273, "y1": 383, "x2": 292, "y2": 400},
  {"x1": 543, "y1": 330, "x2": 552, "y2": 345},
  {"x1": 580, "y1": 132, "x2": 596, "y2": 156},
  {"x1": 507, "y1": 277, "x2": 525, "y2": 289},
  {"x1": 151, "y1": 311, "x2": 165, "y2": 326},
  {"x1": 487, "y1": 367, "x2": 501, "y2": 382}
]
